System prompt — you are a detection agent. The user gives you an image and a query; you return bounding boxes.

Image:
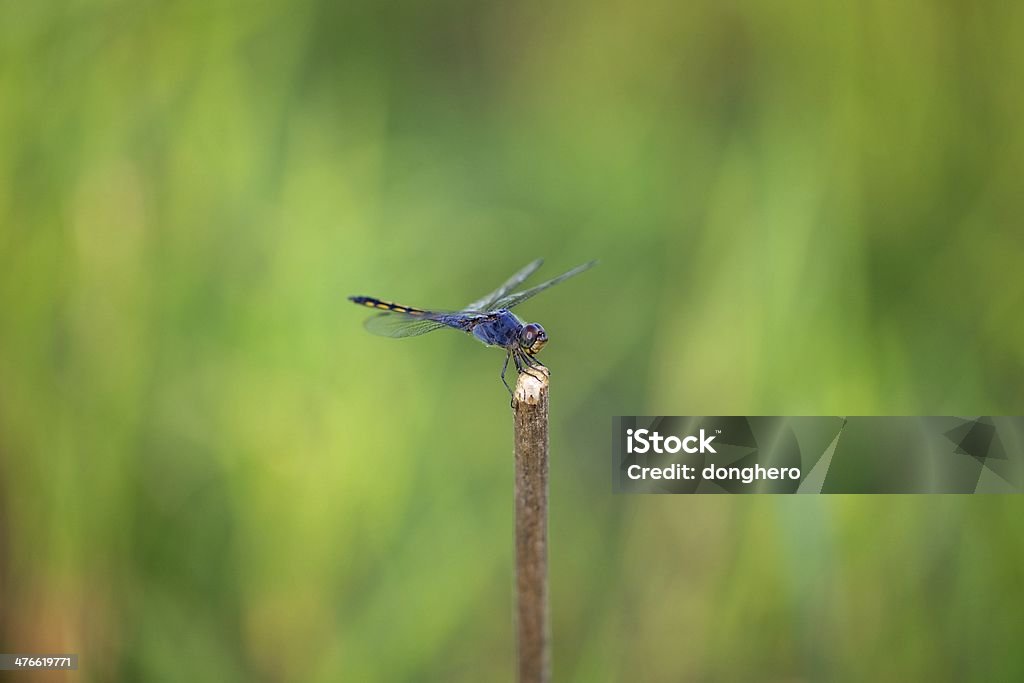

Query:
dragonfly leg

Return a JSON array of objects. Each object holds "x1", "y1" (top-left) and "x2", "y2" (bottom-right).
[
  {"x1": 508, "y1": 350, "x2": 527, "y2": 407},
  {"x1": 500, "y1": 349, "x2": 513, "y2": 396},
  {"x1": 523, "y1": 351, "x2": 547, "y2": 372},
  {"x1": 516, "y1": 348, "x2": 547, "y2": 383}
]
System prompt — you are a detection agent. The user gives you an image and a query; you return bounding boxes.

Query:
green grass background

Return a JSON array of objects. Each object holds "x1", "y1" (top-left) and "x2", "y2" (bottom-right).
[{"x1": 2, "y1": 1, "x2": 1023, "y2": 680}]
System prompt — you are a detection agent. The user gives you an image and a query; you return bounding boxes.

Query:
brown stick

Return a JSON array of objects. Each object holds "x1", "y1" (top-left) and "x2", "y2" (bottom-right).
[{"x1": 513, "y1": 366, "x2": 550, "y2": 683}]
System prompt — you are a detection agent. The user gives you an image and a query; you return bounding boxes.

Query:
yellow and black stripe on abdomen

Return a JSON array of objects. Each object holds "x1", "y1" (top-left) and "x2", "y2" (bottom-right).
[{"x1": 349, "y1": 296, "x2": 426, "y2": 315}]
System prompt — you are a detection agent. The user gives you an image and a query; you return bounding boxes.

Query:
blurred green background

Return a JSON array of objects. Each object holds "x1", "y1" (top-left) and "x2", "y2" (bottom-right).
[{"x1": 2, "y1": 1, "x2": 1024, "y2": 681}]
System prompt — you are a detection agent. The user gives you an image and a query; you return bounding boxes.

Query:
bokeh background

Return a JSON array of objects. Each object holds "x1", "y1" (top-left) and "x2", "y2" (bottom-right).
[{"x1": 2, "y1": 1, "x2": 1024, "y2": 681}]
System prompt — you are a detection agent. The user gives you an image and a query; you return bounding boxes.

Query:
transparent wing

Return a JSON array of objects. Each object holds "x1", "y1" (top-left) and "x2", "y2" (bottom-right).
[
  {"x1": 463, "y1": 258, "x2": 544, "y2": 312},
  {"x1": 493, "y1": 260, "x2": 598, "y2": 310},
  {"x1": 363, "y1": 312, "x2": 452, "y2": 338}
]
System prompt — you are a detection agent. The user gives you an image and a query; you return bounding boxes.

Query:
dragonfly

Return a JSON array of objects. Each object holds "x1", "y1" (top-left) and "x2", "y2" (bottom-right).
[{"x1": 350, "y1": 259, "x2": 597, "y2": 394}]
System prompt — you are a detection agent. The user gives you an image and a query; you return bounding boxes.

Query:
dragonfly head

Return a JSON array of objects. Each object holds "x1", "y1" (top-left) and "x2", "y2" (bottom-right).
[{"x1": 519, "y1": 323, "x2": 548, "y2": 355}]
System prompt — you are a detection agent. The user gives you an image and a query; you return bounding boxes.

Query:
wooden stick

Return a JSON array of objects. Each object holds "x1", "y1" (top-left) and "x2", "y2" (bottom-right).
[{"x1": 512, "y1": 366, "x2": 550, "y2": 683}]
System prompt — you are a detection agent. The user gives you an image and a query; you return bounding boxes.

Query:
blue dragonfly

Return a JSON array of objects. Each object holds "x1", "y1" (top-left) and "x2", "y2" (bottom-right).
[{"x1": 350, "y1": 259, "x2": 597, "y2": 394}]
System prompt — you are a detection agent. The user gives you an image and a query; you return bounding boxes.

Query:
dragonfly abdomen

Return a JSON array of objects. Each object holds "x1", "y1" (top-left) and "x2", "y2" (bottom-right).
[{"x1": 349, "y1": 296, "x2": 425, "y2": 315}]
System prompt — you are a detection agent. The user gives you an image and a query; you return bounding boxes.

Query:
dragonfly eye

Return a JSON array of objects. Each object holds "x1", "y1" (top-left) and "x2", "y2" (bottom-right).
[{"x1": 520, "y1": 323, "x2": 547, "y2": 351}]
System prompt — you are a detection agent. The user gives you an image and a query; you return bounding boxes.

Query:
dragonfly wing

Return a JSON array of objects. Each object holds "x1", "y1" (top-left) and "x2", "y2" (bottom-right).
[
  {"x1": 494, "y1": 260, "x2": 598, "y2": 310},
  {"x1": 463, "y1": 258, "x2": 544, "y2": 312},
  {"x1": 363, "y1": 312, "x2": 451, "y2": 338}
]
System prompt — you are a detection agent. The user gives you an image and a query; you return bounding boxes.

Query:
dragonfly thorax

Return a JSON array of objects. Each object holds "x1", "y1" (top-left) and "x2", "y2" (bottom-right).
[{"x1": 470, "y1": 310, "x2": 524, "y2": 348}]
